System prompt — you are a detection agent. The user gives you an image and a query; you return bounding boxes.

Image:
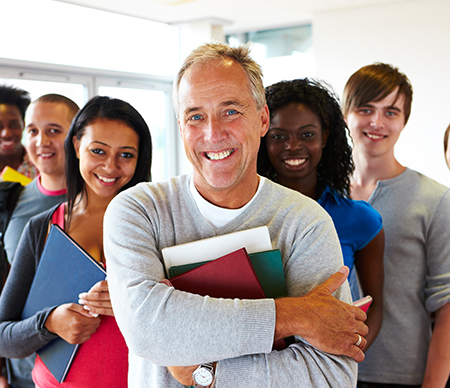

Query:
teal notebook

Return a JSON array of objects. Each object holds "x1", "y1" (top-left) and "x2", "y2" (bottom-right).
[{"x1": 168, "y1": 249, "x2": 287, "y2": 298}]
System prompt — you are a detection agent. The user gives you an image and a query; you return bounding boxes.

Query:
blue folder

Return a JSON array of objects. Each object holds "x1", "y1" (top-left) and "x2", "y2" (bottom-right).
[{"x1": 21, "y1": 224, "x2": 106, "y2": 383}]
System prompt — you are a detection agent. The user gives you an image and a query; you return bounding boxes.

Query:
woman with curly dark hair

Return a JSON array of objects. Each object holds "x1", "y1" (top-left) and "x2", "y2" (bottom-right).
[{"x1": 258, "y1": 78, "x2": 384, "y2": 351}]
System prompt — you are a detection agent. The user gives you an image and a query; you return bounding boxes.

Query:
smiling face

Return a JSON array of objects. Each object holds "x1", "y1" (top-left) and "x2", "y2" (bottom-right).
[
  {"x1": 73, "y1": 118, "x2": 139, "y2": 201},
  {"x1": 25, "y1": 101, "x2": 72, "y2": 184},
  {"x1": 178, "y1": 59, "x2": 269, "y2": 208},
  {"x1": 0, "y1": 104, "x2": 24, "y2": 157},
  {"x1": 266, "y1": 103, "x2": 328, "y2": 195},
  {"x1": 345, "y1": 88, "x2": 406, "y2": 159}
]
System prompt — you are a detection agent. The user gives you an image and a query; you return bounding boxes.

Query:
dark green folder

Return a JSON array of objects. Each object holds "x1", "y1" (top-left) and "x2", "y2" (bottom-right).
[{"x1": 168, "y1": 249, "x2": 287, "y2": 298}]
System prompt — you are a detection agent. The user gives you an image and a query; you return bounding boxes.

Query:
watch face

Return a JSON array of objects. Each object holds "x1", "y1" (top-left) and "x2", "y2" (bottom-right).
[{"x1": 194, "y1": 367, "x2": 213, "y2": 386}]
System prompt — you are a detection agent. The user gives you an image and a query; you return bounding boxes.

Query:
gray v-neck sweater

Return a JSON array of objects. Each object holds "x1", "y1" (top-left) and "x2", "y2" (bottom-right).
[{"x1": 104, "y1": 174, "x2": 357, "y2": 387}]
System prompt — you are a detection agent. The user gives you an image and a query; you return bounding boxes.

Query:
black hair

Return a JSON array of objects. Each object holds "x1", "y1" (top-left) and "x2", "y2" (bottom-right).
[
  {"x1": 65, "y1": 96, "x2": 152, "y2": 222},
  {"x1": 257, "y1": 78, "x2": 354, "y2": 197},
  {"x1": 0, "y1": 84, "x2": 31, "y2": 120}
]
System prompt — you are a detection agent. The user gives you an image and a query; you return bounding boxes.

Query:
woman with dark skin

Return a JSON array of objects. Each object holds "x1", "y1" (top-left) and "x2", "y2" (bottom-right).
[{"x1": 258, "y1": 78, "x2": 384, "y2": 351}]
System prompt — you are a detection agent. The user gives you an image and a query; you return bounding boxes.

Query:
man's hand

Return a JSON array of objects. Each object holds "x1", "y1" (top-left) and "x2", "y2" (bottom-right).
[
  {"x1": 0, "y1": 375, "x2": 8, "y2": 388},
  {"x1": 275, "y1": 266, "x2": 368, "y2": 362},
  {"x1": 167, "y1": 365, "x2": 197, "y2": 386},
  {"x1": 44, "y1": 303, "x2": 101, "y2": 344},
  {"x1": 0, "y1": 357, "x2": 8, "y2": 388}
]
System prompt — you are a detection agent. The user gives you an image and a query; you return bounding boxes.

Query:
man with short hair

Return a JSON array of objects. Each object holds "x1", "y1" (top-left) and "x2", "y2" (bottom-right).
[
  {"x1": 343, "y1": 63, "x2": 450, "y2": 388},
  {"x1": 0, "y1": 85, "x2": 38, "y2": 179},
  {"x1": 105, "y1": 43, "x2": 367, "y2": 387},
  {"x1": 2, "y1": 93, "x2": 79, "y2": 388},
  {"x1": 4, "y1": 94, "x2": 79, "y2": 264}
]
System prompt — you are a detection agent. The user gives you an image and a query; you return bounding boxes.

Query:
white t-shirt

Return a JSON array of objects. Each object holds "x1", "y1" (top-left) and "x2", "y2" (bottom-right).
[{"x1": 189, "y1": 175, "x2": 266, "y2": 228}]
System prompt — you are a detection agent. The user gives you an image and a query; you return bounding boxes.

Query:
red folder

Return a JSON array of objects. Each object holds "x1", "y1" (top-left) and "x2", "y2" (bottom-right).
[
  {"x1": 170, "y1": 247, "x2": 265, "y2": 299},
  {"x1": 169, "y1": 247, "x2": 286, "y2": 350}
]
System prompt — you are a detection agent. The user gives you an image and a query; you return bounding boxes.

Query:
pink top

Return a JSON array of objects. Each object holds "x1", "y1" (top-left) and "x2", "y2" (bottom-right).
[
  {"x1": 32, "y1": 203, "x2": 128, "y2": 387},
  {"x1": 36, "y1": 175, "x2": 67, "y2": 196},
  {"x1": 33, "y1": 316, "x2": 128, "y2": 388}
]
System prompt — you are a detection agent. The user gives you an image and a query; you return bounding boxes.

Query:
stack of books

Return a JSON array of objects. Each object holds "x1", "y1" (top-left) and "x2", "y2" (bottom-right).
[{"x1": 163, "y1": 226, "x2": 288, "y2": 350}]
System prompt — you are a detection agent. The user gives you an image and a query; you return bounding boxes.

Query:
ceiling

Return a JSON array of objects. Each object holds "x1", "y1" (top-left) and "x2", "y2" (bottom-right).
[{"x1": 54, "y1": 0, "x2": 403, "y2": 33}]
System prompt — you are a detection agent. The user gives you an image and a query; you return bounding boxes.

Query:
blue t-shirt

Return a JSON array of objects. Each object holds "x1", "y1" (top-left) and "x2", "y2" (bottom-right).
[{"x1": 318, "y1": 186, "x2": 383, "y2": 299}]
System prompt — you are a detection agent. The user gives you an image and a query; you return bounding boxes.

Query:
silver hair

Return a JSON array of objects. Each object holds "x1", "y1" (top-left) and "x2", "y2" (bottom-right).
[{"x1": 173, "y1": 42, "x2": 266, "y2": 118}]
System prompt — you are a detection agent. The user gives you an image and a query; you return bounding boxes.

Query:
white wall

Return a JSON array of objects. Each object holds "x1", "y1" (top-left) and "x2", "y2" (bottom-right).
[
  {"x1": 314, "y1": 0, "x2": 450, "y2": 186},
  {"x1": 1, "y1": 0, "x2": 179, "y2": 77}
]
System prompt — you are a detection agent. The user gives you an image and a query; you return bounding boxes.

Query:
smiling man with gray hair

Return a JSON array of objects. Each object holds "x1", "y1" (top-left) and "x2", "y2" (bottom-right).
[{"x1": 104, "y1": 42, "x2": 367, "y2": 387}]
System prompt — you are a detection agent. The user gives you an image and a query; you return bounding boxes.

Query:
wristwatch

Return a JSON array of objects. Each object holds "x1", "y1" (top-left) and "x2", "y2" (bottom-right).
[{"x1": 192, "y1": 362, "x2": 216, "y2": 387}]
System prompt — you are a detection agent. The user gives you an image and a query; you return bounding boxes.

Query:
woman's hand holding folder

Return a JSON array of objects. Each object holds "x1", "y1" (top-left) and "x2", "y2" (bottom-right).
[
  {"x1": 44, "y1": 303, "x2": 101, "y2": 345},
  {"x1": 78, "y1": 280, "x2": 114, "y2": 317},
  {"x1": 44, "y1": 280, "x2": 113, "y2": 345}
]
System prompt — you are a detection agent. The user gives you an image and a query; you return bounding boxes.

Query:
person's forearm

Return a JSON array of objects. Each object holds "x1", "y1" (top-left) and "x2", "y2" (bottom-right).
[
  {"x1": 0, "y1": 311, "x2": 57, "y2": 358},
  {"x1": 110, "y1": 278, "x2": 275, "y2": 365},
  {"x1": 362, "y1": 303, "x2": 382, "y2": 351},
  {"x1": 354, "y1": 228, "x2": 384, "y2": 352},
  {"x1": 168, "y1": 342, "x2": 358, "y2": 387},
  {"x1": 422, "y1": 302, "x2": 450, "y2": 387},
  {"x1": 168, "y1": 268, "x2": 366, "y2": 387},
  {"x1": 0, "y1": 217, "x2": 57, "y2": 358}
]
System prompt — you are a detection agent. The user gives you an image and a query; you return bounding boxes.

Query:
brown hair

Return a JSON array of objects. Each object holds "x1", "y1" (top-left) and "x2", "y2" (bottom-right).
[
  {"x1": 342, "y1": 63, "x2": 413, "y2": 124},
  {"x1": 173, "y1": 42, "x2": 265, "y2": 117},
  {"x1": 34, "y1": 94, "x2": 80, "y2": 122},
  {"x1": 444, "y1": 123, "x2": 450, "y2": 154}
]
